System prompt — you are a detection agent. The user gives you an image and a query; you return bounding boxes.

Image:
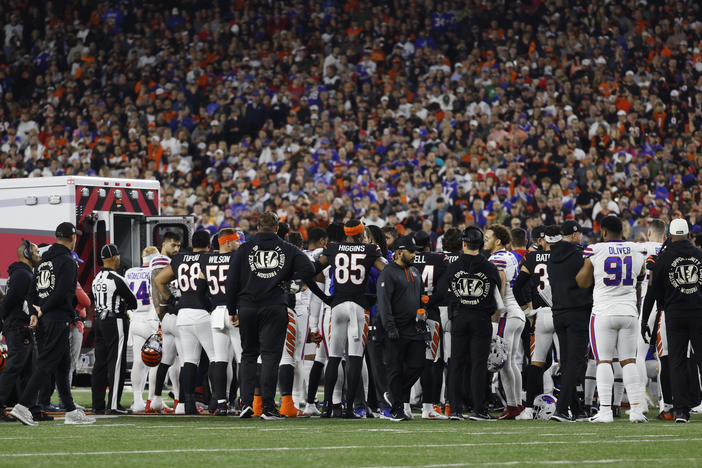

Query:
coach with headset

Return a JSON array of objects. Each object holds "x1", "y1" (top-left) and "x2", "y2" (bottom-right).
[
  {"x1": 643, "y1": 218, "x2": 702, "y2": 423},
  {"x1": 0, "y1": 240, "x2": 41, "y2": 420},
  {"x1": 427, "y1": 226, "x2": 503, "y2": 421}
]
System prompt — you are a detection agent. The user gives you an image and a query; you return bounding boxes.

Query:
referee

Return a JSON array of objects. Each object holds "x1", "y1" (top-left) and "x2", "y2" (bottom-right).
[
  {"x1": 643, "y1": 218, "x2": 702, "y2": 423},
  {"x1": 10, "y1": 222, "x2": 95, "y2": 425},
  {"x1": 91, "y1": 244, "x2": 137, "y2": 415},
  {"x1": 226, "y1": 211, "x2": 315, "y2": 419}
]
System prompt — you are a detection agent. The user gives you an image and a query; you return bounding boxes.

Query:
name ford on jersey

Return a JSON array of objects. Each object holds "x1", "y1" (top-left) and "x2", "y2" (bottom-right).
[{"x1": 249, "y1": 244, "x2": 286, "y2": 279}]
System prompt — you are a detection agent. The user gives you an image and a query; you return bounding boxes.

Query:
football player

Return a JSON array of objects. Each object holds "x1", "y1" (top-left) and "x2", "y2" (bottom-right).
[
  {"x1": 124, "y1": 246, "x2": 161, "y2": 412},
  {"x1": 636, "y1": 219, "x2": 673, "y2": 418},
  {"x1": 485, "y1": 225, "x2": 525, "y2": 419},
  {"x1": 155, "y1": 230, "x2": 215, "y2": 415},
  {"x1": 203, "y1": 228, "x2": 242, "y2": 415},
  {"x1": 513, "y1": 226, "x2": 558, "y2": 420},
  {"x1": 576, "y1": 215, "x2": 648, "y2": 423},
  {"x1": 315, "y1": 220, "x2": 386, "y2": 418},
  {"x1": 412, "y1": 231, "x2": 449, "y2": 420},
  {"x1": 148, "y1": 231, "x2": 182, "y2": 413}
]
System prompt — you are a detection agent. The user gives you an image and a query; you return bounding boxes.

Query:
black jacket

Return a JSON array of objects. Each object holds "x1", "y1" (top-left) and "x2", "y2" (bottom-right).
[
  {"x1": 548, "y1": 240, "x2": 592, "y2": 315},
  {"x1": 377, "y1": 262, "x2": 423, "y2": 341},
  {"x1": 428, "y1": 252, "x2": 501, "y2": 318},
  {"x1": 226, "y1": 232, "x2": 315, "y2": 312},
  {"x1": 0, "y1": 262, "x2": 33, "y2": 330},
  {"x1": 647, "y1": 239, "x2": 702, "y2": 319},
  {"x1": 31, "y1": 243, "x2": 77, "y2": 322}
]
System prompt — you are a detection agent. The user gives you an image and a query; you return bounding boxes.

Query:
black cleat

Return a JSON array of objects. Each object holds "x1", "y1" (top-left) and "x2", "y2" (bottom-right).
[
  {"x1": 239, "y1": 406, "x2": 253, "y2": 419},
  {"x1": 449, "y1": 412, "x2": 465, "y2": 421},
  {"x1": 261, "y1": 409, "x2": 285, "y2": 420},
  {"x1": 469, "y1": 411, "x2": 494, "y2": 421},
  {"x1": 550, "y1": 411, "x2": 573, "y2": 422}
]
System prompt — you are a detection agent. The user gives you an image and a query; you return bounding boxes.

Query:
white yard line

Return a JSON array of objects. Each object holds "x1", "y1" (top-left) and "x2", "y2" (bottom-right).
[
  {"x1": 364, "y1": 458, "x2": 702, "y2": 467},
  {"x1": 5, "y1": 438, "x2": 702, "y2": 458}
]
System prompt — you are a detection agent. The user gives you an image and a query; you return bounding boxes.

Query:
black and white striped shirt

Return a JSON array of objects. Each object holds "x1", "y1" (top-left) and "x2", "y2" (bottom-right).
[{"x1": 92, "y1": 268, "x2": 138, "y2": 320}]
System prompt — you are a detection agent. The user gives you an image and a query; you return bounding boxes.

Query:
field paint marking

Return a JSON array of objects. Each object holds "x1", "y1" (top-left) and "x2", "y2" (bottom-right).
[
  {"x1": 5, "y1": 438, "x2": 702, "y2": 458},
  {"x1": 365, "y1": 458, "x2": 702, "y2": 467}
]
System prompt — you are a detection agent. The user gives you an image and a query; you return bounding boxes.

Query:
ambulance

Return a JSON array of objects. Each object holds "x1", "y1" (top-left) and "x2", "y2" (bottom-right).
[{"x1": 0, "y1": 176, "x2": 192, "y2": 373}]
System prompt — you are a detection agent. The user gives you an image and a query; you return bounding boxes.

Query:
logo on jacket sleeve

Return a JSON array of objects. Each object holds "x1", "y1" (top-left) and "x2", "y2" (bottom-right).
[
  {"x1": 36, "y1": 261, "x2": 56, "y2": 299},
  {"x1": 669, "y1": 257, "x2": 702, "y2": 294},
  {"x1": 248, "y1": 245, "x2": 286, "y2": 279},
  {"x1": 451, "y1": 271, "x2": 490, "y2": 305}
]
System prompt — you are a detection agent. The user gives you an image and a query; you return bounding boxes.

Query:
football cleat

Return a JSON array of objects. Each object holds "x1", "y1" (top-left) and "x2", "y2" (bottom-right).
[
  {"x1": 303, "y1": 402, "x2": 321, "y2": 417},
  {"x1": 422, "y1": 409, "x2": 448, "y2": 420},
  {"x1": 378, "y1": 408, "x2": 393, "y2": 419},
  {"x1": 470, "y1": 411, "x2": 494, "y2": 421},
  {"x1": 261, "y1": 409, "x2": 285, "y2": 420},
  {"x1": 389, "y1": 409, "x2": 409, "y2": 421},
  {"x1": 353, "y1": 407, "x2": 367, "y2": 419},
  {"x1": 449, "y1": 412, "x2": 465, "y2": 421},
  {"x1": 675, "y1": 412, "x2": 690, "y2": 423},
  {"x1": 213, "y1": 403, "x2": 228, "y2": 416},
  {"x1": 239, "y1": 406, "x2": 254, "y2": 419},
  {"x1": 629, "y1": 411, "x2": 648, "y2": 423},
  {"x1": 432, "y1": 405, "x2": 443, "y2": 415},
  {"x1": 515, "y1": 407, "x2": 534, "y2": 420},
  {"x1": 131, "y1": 401, "x2": 146, "y2": 413},
  {"x1": 590, "y1": 409, "x2": 613, "y2": 423},
  {"x1": 691, "y1": 403, "x2": 702, "y2": 414},
  {"x1": 550, "y1": 411, "x2": 573, "y2": 422}
]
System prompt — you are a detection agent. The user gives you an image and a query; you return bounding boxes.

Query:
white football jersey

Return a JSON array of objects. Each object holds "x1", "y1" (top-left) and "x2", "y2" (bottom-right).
[
  {"x1": 149, "y1": 254, "x2": 180, "y2": 298},
  {"x1": 638, "y1": 241, "x2": 662, "y2": 300},
  {"x1": 124, "y1": 266, "x2": 157, "y2": 318},
  {"x1": 489, "y1": 249, "x2": 520, "y2": 310},
  {"x1": 590, "y1": 241, "x2": 646, "y2": 316}
]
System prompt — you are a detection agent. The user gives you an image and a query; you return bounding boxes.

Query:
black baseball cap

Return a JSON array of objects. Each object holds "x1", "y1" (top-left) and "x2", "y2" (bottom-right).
[
  {"x1": 100, "y1": 243, "x2": 120, "y2": 259},
  {"x1": 561, "y1": 220, "x2": 581, "y2": 235},
  {"x1": 531, "y1": 225, "x2": 545, "y2": 241},
  {"x1": 55, "y1": 222, "x2": 78, "y2": 238},
  {"x1": 413, "y1": 230, "x2": 431, "y2": 248},
  {"x1": 395, "y1": 235, "x2": 420, "y2": 251}
]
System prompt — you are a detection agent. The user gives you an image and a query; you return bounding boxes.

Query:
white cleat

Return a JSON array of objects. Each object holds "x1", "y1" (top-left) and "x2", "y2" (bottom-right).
[
  {"x1": 629, "y1": 411, "x2": 648, "y2": 423},
  {"x1": 515, "y1": 407, "x2": 534, "y2": 420},
  {"x1": 174, "y1": 402, "x2": 185, "y2": 415},
  {"x1": 302, "y1": 403, "x2": 321, "y2": 417},
  {"x1": 691, "y1": 403, "x2": 702, "y2": 414},
  {"x1": 589, "y1": 409, "x2": 614, "y2": 423},
  {"x1": 422, "y1": 409, "x2": 449, "y2": 420},
  {"x1": 65, "y1": 409, "x2": 96, "y2": 425},
  {"x1": 9, "y1": 404, "x2": 37, "y2": 426},
  {"x1": 131, "y1": 401, "x2": 146, "y2": 413}
]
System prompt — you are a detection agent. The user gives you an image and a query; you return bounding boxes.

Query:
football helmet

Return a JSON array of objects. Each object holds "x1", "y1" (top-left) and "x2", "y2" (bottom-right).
[
  {"x1": 533, "y1": 394, "x2": 557, "y2": 420},
  {"x1": 487, "y1": 335, "x2": 507, "y2": 372},
  {"x1": 141, "y1": 333, "x2": 163, "y2": 367}
]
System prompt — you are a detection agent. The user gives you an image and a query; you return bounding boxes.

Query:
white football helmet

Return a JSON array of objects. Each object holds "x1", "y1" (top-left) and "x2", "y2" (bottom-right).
[
  {"x1": 534, "y1": 394, "x2": 557, "y2": 420},
  {"x1": 487, "y1": 335, "x2": 508, "y2": 372}
]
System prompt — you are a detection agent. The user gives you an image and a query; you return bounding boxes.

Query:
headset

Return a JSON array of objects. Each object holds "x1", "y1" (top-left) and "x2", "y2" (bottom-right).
[{"x1": 21, "y1": 238, "x2": 32, "y2": 260}]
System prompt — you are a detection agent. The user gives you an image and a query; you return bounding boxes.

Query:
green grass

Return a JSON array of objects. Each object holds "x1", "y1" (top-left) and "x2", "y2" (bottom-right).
[{"x1": 3, "y1": 389, "x2": 702, "y2": 467}]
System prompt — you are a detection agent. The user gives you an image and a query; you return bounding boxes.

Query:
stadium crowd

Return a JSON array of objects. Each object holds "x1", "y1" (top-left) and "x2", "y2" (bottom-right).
[{"x1": 1, "y1": 0, "x2": 702, "y2": 242}]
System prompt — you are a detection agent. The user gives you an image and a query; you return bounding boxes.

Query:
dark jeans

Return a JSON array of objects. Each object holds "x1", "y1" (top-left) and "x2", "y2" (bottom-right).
[
  {"x1": 91, "y1": 316, "x2": 129, "y2": 411},
  {"x1": 666, "y1": 314, "x2": 702, "y2": 414},
  {"x1": 553, "y1": 310, "x2": 589, "y2": 415},
  {"x1": 239, "y1": 305, "x2": 287, "y2": 411},
  {"x1": 448, "y1": 313, "x2": 491, "y2": 414},
  {"x1": 18, "y1": 318, "x2": 75, "y2": 412},
  {"x1": 383, "y1": 337, "x2": 425, "y2": 411},
  {"x1": 0, "y1": 326, "x2": 34, "y2": 408}
]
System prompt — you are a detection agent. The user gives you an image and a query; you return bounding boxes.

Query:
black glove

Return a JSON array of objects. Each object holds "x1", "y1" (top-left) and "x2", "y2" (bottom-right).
[
  {"x1": 645, "y1": 254, "x2": 657, "y2": 271},
  {"x1": 387, "y1": 328, "x2": 399, "y2": 341},
  {"x1": 641, "y1": 324, "x2": 652, "y2": 344}
]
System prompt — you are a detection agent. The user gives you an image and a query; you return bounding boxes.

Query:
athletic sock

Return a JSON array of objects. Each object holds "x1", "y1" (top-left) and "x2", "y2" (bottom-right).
[
  {"x1": 526, "y1": 364, "x2": 545, "y2": 407},
  {"x1": 210, "y1": 361, "x2": 228, "y2": 403},
  {"x1": 596, "y1": 363, "x2": 614, "y2": 411},
  {"x1": 154, "y1": 363, "x2": 170, "y2": 395},
  {"x1": 181, "y1": 363, "x2": 198, "y2": 414},
  {"x1": 659, "y1": 356, "x2": 673, "y2": 407},
  {"x1": 278, "y1": 364, "x2": 295, "y2": 396},
  {"x1": 584, "y1": 360, "x2": 597, "y2": 406},
  {"x1": 622, "y1": 363, "x2": 643, "y2": 413},
  {"x1": 324, "y1": 357, "x2": 342, "y2": 405},
  {"x1": 307, "y1": 361, "x2": 324, "y2": 404},
  {"x1": 345, "y1": 356, "x2": 363, "y2": 409}
]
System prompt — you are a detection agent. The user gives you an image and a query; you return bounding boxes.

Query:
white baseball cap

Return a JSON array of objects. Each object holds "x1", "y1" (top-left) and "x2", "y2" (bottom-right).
[{"x1": 669, "y1": 218, "x2": 689, "y2": 236}]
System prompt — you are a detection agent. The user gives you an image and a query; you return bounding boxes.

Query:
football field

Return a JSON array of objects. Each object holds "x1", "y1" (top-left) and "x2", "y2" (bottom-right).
[{"x1": 3, "y1": 391, "x2": 702, "y2": 468}]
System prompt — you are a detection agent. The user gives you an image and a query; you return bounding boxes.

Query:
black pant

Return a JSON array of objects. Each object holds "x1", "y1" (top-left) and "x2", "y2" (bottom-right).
[
  {"x1": 366, "y1": 337, "x2": 389, "y2": 408},
  {"x1": 0, "y1": 326, "x2": 34, "y2": 408},
  {"x1": 553, "y1": 310, "x2": 589, "y2": 415},
  {"x1": 239, "y1": 305, "x2": 287, "y2": 411},
  {"x1": 666, "y1": 314, "x2": 702, "y2": 414},
  {"x1": 18, "y1": 318, "x2": 75, "y2": 412},
  {"x1": 384, "y1": 337, "x2": 425, "y2": 411},
  {"x1": 91, "y1": 316, "x2": 129, "y2": 411},
  {"x1": 448, "y1": 313, "x2": 491, "y2": 414}
]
